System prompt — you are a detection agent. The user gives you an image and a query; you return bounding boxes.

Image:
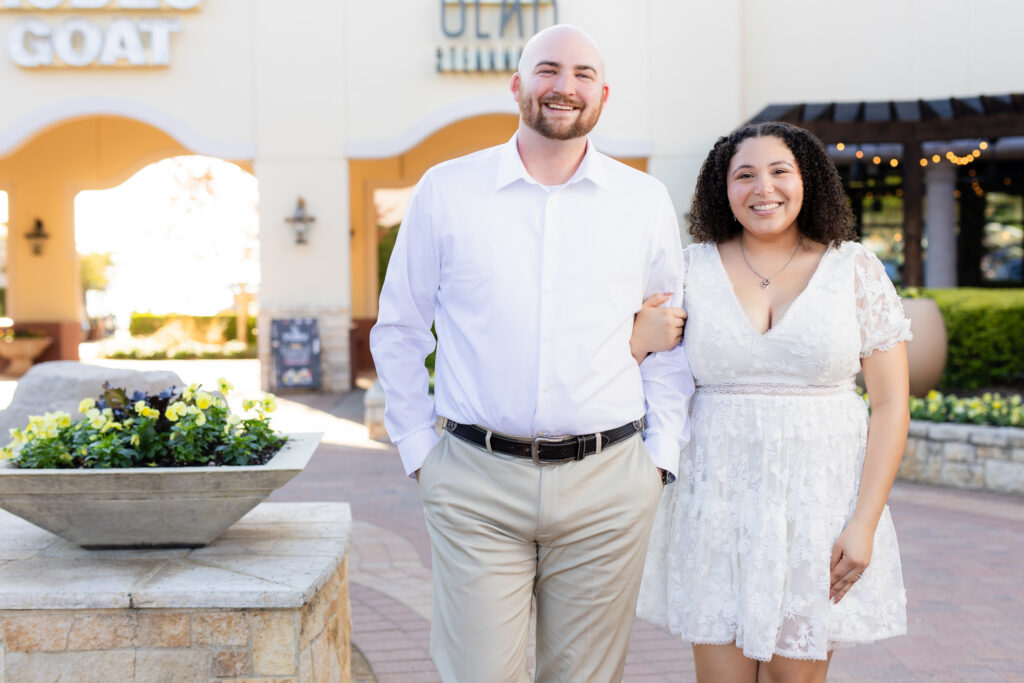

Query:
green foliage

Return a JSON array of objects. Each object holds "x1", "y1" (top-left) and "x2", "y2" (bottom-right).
[
  {"x1": 79, "y1": 252, "x2": 113, "y2": 294},
  {"x1": 377, "y1": 223, "x2": 400, "y2": 294},
  {"x1": 2, "y1": 380, "x2": 285, "y2": 469},
  {"x1": 910, "y1": 390, "x2": 1024, "y2": 427},
  {"x1": 107, "y1": 346, "x2": 257, "y2": 360},
  {"x1": 128, "y1": 313, "x2": 257, "y2": 343},
  {"x1": 922, "y1": 288, "x2": 1024, "y2": 390}
]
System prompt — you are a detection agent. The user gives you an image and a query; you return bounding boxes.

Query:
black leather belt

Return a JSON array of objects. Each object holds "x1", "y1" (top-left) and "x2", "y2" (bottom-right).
[{"x1": 440, "y1": 417, "x2": 646, "y2": 465}]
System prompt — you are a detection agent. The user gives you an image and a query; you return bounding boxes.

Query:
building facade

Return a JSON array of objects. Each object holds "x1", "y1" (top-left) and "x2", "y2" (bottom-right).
[{"x1": 1, "y1": 0, "x2": 1022, "y2": 389}]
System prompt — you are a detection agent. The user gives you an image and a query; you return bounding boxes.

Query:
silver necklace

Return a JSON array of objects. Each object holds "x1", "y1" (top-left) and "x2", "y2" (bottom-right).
[{"x1": 739, "y1": 235, "x2": 803, "y2": 289}]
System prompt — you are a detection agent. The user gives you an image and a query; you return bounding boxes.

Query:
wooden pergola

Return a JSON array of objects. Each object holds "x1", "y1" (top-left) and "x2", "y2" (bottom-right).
[{"x1": 749, "y1": 94, "x2": 1024, "y2": 286}]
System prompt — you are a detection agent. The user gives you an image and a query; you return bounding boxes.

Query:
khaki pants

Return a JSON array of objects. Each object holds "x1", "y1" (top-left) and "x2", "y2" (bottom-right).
[{"x1": 418, "y1": 431, "x2": 662, "y2": 683}]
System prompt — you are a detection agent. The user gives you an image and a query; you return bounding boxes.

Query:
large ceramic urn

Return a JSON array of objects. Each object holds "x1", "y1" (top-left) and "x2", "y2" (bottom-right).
[{"x1": 902, "y1": 298, "x2": 947, "y2": 397}]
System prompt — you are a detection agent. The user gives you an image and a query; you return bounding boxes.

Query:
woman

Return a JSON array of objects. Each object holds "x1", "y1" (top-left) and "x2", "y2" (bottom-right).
[{"x1": 635, "y1": 121, "x2": 910, "y2": 682}]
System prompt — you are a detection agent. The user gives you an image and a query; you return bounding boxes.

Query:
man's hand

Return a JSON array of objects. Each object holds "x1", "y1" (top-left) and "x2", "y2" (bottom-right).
[{"x1": 630, "y1": 293, "x2": 686, "y2": 364}]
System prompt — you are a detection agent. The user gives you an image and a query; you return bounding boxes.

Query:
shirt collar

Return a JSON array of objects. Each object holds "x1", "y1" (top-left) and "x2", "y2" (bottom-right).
[{"x1": 495, "y1": 133, "x2": 610, "y2": 190}]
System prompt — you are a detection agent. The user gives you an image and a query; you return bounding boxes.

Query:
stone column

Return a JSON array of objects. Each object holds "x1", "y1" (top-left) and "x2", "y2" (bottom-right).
[{"x1": 924, "y1": 164, "x2": 958, "y2": 288}]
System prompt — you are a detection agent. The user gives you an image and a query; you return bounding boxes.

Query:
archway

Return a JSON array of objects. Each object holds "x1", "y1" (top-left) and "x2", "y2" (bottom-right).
[{"x1": 0, "y1": 114, "x2": 251, "y2": 363}]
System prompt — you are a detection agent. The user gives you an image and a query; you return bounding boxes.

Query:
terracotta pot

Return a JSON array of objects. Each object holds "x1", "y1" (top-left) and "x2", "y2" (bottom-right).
[{"x1": 902, "y1": 298, "x2": 947, "y2": 397}]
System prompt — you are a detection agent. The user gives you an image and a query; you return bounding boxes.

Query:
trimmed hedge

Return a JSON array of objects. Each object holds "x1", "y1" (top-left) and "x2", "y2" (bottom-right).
[
  {"x1": 923, "y1": 288, "x2": 1024, "y2": 390},
  {"x1": 129, "y1": 313, "x2": 258, "y2": 344}
]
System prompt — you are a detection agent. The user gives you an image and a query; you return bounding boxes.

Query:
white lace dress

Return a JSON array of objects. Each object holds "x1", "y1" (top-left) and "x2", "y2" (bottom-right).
[{"x1": 637, "y1": 240, "x2": 910, "y2": 662}]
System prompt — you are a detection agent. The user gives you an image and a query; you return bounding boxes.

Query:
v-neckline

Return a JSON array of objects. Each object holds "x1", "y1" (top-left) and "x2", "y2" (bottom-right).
[{"x1": 710, "y1": 241, "x2": 833, "y2": 338}]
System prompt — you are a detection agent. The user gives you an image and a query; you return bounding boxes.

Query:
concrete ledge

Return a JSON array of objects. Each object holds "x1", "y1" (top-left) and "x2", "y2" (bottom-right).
[
  {"x1": 899, "y1": 420, "x2": 1024, "y2": 496},
  {"x1": 0, "y1": 502, "x2": 353, "y2": 682}
]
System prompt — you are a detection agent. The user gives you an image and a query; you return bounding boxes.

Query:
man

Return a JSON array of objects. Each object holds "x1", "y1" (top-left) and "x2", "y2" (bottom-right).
[{"x1": 371, "y1": 24, "x2": 693, "y2": 682}]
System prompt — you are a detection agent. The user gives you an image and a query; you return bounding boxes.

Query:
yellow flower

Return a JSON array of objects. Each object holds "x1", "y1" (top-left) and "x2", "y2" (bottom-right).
[
  {"x1": 134, "y1": 400, "x2": 148, "y2": 415},
  {"x1": 242, "y1": 399, "x2": 256, "y2": 412},
  {"x1": 217, "y1": 378, "x2": 233, "y2": 395},
  {"x1": 0, "y1": 447, "x2": 14, "y2": 460},
  {"x1": 195, "y1": 391, "x2": 212, "y2": 410},
  {"x1": 261, "y1": 395, "x2": 277, "y2": 413},
  {"x1": 60, "y1": 451, "x2": 73, "y2": 464},
  {"x1": 186, "y1": 405, "x2": 200, "y2": 416},
  {"x1": 926, "y1": 390, "x2": 941, "y2": 401},
  {"x1": 79, "y1": 397, "x2": 96, "y2": 413},
  {"x1": 165, "y1": 401, "x2": 187, "y2": 422},
  {"x1": 195, "y1": 413, "x2": 207, "y2": 427},
  {"x1": 143, "y1": 407, "x2": 160, "y2": 419},
  {"x1": 183, "y1": 383, "x2": 199, "y2": 402},
  {"x1": 130, "y1": 433, "x2": 140, "y2": 447}
]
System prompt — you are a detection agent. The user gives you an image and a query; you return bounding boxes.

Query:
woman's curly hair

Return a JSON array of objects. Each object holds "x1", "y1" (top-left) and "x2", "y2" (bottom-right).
[{"x1": 689, "y1": 121, "x2": 856, "y2": 245}]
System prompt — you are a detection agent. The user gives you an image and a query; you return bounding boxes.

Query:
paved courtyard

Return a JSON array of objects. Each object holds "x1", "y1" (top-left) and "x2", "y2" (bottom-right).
[{"x1": 4, "y1": 358, "x2": 1024, "y2": 682}]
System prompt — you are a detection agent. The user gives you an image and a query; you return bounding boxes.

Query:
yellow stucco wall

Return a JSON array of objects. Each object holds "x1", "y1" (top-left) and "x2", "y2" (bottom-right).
[{"x1": 0, "y1": 115, "x2": 192, "y2": 322}]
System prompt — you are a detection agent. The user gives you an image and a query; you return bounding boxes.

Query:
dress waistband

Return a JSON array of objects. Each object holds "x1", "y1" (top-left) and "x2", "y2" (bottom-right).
[{"x1": 695, "y1": 382, "x2": 855, "y2": 397}]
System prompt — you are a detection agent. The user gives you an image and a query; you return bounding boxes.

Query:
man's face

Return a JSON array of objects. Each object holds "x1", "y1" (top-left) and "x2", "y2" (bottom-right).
[{"x1": 513, "y1": 30, "x2": 608, "y2": 140}]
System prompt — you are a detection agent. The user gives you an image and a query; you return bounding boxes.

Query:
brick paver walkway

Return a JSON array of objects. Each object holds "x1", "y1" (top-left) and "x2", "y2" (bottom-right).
[
  {"x1": 266, "y1": 389, "x2": 1024, "y2": 683},
  {"x1": 8, "y1": 360, "x2": 1022, "y2": 681}
]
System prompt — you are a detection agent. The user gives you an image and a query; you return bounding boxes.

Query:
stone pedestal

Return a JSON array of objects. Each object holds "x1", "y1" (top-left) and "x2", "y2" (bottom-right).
[{"x1": 0, "y1": 502, "x2": 353, "y2": 682}]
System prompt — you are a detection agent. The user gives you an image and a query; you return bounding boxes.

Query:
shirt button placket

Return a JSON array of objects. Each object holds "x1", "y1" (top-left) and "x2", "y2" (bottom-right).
[{"x1": 536, "y1": 191, "x2": 559, "y2": 433}]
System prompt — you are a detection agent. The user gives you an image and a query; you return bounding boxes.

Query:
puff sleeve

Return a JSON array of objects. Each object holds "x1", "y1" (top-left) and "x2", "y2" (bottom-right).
[{"x1": 853, "y1": 245, "x2": 913, "y2": 358}]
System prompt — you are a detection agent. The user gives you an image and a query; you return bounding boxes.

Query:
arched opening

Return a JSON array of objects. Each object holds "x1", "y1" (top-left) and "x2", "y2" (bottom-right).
[
  {"x1": 75, "y1": 155, "x2": 259, "y2": 358},
  {"x1": 0, "y1": 114, "x2": 252, "y2": 364}
]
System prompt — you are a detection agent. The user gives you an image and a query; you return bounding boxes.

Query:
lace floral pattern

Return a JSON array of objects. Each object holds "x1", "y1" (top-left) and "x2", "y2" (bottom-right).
[{"x1": 637, "y1": 241, "x2": 910, "y2": 662}]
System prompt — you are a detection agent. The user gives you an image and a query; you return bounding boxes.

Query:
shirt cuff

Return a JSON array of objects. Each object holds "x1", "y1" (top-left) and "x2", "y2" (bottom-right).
[
  {"x1": 643, "y1": 429, "x2": 685, "y2": 484},
  {"x1": 396, "y1": 427, "x2": 442, "y2": 478}
]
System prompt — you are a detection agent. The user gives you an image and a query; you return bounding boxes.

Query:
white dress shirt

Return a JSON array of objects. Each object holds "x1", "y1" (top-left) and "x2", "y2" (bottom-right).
[{"x1": 371, "y1": 135, "x2": 694, "y2": 478}]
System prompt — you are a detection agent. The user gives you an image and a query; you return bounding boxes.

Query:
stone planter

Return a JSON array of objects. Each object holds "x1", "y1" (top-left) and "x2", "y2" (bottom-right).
[
  {"x1": 0, "y1": 336, "x2": 52, "y2": 377},
  {"x1": 902, "y1": 298, "x2": 947, "y2": 398},
  {"x1": 0, "y1": 432, "x2": 321, "y2": 549}
]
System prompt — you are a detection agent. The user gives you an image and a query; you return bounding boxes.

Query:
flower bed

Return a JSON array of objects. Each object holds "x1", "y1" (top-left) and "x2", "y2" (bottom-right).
[{"x1": 910, "y1": 390, "x2": 1023, "y2": 428}]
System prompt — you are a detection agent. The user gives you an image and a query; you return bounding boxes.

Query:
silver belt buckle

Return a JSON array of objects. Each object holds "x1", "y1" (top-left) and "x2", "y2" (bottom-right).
[{"x1": 531, "y1": 435, "x2": 566, "y2": 466}]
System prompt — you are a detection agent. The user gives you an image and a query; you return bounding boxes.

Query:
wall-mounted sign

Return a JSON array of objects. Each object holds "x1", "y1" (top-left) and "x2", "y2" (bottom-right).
[
  {"x1": 437, "y1": 0, "x2": 557, "y2": 74},
  {"x1": 1, "y1": 0, "x2": 199, "y2": 68}
]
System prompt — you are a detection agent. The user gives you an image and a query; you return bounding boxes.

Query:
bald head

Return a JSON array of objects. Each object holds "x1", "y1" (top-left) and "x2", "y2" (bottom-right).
[{"x1": 517, "y1": 24, "x2": 605, "y2": 84}]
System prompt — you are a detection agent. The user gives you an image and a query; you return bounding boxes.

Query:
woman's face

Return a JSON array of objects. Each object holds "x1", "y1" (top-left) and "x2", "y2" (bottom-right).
[{"x1": 726, "y1": 135, "x2": 804, "y2": 240}]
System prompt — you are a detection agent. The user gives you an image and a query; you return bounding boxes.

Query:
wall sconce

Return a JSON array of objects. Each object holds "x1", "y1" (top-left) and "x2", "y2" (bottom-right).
[
  {"x1": 285, "y1": 197, "x2": 315, "y2": 245},
  {"x1": 25, "y1": 218, "x2": 49, "y2": 256}
]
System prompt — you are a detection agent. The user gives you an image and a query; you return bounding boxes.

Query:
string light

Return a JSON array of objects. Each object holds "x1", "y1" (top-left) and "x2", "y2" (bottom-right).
[
  {"x1": 872, "y1": 156, "x2": 882, "y2": 165},
  {"x1": 919, "y1": 158, "x2": 928, "y2": 167},
  {"x1": 836, "y1": 143, "x2": 846, "y2": 151},
  {"x1": 855, "y1": 150, "x2": 864, "y2": 159},
  {"x1": 889, "y1": 159, "x2": 899, "y2": 168}
]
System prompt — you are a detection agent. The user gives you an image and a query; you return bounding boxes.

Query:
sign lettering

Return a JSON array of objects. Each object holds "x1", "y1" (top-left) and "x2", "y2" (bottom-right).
[
  {"x1": 2, "y1": 0, "x2": 195, "y2": 67},
  {"x1": 437, "y1": 0, "x2": 557, "y2": 74}
]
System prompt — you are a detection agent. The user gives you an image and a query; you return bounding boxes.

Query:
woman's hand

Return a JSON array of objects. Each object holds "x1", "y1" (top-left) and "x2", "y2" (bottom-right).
[
  {"x1": 829, "y1": 519, "x2": 874, "y2": 603},
  {"x1": 630, "y1": 293, "x2": 686, "y2": 364}
]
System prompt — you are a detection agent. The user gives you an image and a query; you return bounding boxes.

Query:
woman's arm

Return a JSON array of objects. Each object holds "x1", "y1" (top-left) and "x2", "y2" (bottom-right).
[
  {"x1": 829, "y1": 342, "x2": 910, "y2": 602},
  {"x1": 630, "y1": 293, "x2": 686, "y2": 364}
]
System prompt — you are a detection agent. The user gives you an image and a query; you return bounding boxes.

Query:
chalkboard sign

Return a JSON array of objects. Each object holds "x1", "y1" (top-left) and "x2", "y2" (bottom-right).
[{"x1": 270, "y1": 318, "x2": 322, "y2": 390}]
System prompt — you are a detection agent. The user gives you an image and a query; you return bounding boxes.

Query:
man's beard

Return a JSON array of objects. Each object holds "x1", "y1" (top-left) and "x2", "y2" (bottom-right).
[{"x1": 519, "y1": 93, "x2": 602, "y2": 140}]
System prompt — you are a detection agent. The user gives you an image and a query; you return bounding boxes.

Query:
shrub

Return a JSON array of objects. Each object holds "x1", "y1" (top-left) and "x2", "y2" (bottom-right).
[
  {"x1": 923, "y1": 288, "x2": 1024, "y2": 390},
  {"x1": 129, "y1": 313, "x2": 257, "y2": 344}
]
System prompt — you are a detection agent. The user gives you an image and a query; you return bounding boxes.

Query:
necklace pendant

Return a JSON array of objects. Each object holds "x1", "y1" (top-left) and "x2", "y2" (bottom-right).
[{"x1": 760, "y1": 279, "x2": 771, "y2": 289}]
